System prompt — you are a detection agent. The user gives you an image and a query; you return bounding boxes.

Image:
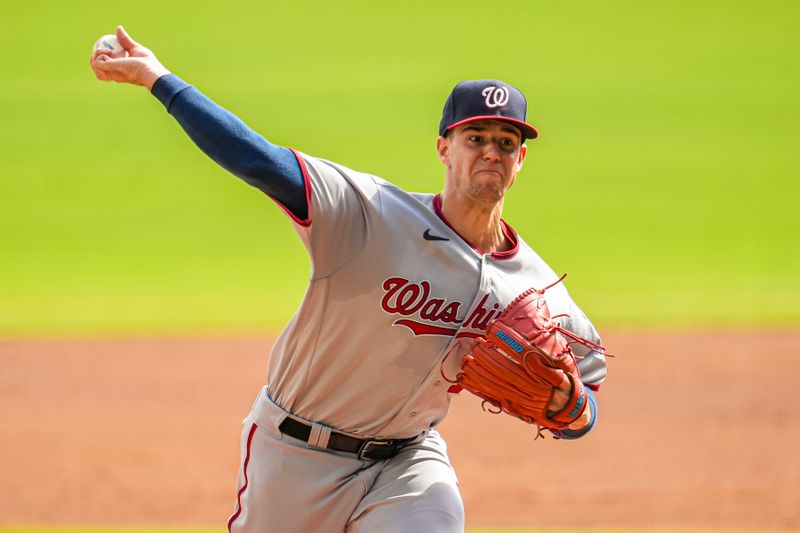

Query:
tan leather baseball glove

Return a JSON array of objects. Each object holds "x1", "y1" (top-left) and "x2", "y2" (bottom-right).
[{"x1": 457, "y1": 276, "x2": 605, "y2": 436}]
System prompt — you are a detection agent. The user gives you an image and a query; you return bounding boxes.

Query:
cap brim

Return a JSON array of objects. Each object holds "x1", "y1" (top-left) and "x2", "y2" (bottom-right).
[{"x1": 446, "y1": 115, "x2": 539, "y2": 140}]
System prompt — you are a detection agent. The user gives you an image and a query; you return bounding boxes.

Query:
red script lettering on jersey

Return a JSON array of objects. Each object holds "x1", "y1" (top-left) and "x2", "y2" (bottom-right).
[{"x1": 381, "y1": 277, "x2": 501, "y2": 336}]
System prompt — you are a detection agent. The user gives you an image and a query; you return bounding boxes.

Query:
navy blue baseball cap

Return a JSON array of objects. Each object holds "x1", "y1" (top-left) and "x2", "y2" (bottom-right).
[{"x1": 439, "y1": 80, "x2": 539, "y2": 140}]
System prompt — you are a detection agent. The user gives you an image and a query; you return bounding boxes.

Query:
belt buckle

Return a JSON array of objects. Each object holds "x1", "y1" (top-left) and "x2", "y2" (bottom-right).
[{"x1": 357, "y1": 439, "x2": 395, "y2": 461}]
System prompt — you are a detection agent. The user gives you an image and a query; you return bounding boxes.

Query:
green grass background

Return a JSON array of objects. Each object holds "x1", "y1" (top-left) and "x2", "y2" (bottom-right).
[{"x1": 1, "y1": 1, "x2": 798, "y2": 336}]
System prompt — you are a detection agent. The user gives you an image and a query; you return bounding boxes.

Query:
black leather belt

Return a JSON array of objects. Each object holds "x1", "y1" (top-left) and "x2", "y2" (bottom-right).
[{"x1": 278, "y1": 417, "x2": 416, "y2": 461}]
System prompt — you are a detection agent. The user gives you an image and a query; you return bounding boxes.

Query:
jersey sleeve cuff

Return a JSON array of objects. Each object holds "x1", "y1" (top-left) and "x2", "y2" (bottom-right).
[
  {"x1": 557, "y1": 388, "x2": 598, "y2": 440},
  {"x1": 151, "y1": 73, "x2": 193, "y2": 112}
]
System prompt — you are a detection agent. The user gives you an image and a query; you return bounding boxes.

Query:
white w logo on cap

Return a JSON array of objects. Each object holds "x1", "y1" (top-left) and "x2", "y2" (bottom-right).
[{"x1": 481, "y1": 86, "x2": 510, "y2": 108}]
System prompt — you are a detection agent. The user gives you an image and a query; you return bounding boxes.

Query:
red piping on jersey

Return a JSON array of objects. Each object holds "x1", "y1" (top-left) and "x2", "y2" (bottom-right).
[
  {"x1": 228, "y1": 422, "x2": 258, "y2": 532},
  {"x1": 261, "y1": 148, "x2": 313, "y2": 227},
  {"x1": 432, "y1": 194, "x2": 519, "y2": 259}
]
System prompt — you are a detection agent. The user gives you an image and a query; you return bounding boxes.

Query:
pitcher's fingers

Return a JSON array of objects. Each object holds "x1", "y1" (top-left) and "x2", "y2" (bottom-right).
[
  {"x1": 90, "y1": 47, "x2": 107, "y2": 65},
  {"x1": 92, "y1": 48, "x2": 117, "y2": 61},
  {"x1": 558, "y1": 373, "x2": 572, "y2": 392},
  {"x1": 553, "y1": 387, "x2": 568, "y2": 404},
  {"x1": 91, "y1": 54, "x2": 116, "y2": 72},
  {"x1": 116, "y1": 25, "x2": 139, "y2": 51},
  {"x1": 92, "y1": 49, "x2": 130, "y2": 69},
  {"x1": 91, "y1": 54, "x2": 109, "y2": 68}
]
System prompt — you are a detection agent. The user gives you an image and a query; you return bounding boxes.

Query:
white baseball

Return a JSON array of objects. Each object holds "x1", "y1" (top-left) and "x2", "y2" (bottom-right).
[{"x1": 93, "y1": 34, "x2": 125, "y2": 59}]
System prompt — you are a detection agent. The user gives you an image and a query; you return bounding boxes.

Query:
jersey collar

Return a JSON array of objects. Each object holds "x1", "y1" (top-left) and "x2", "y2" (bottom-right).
[{"x1": 432, "y1": 194, "x2": 519, "y2": 260}]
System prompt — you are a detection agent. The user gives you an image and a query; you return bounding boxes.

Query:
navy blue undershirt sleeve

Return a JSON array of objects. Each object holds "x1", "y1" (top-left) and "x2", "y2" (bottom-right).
[
  {"x1": 557, "y1": 388, "x2": 598, "y2": 440},
  {"x1": 151, "y1": 74, "x2": 308, "y2": 221}
]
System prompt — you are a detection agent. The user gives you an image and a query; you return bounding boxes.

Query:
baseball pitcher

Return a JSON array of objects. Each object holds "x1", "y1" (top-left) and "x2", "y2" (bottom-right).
[{"x1": 90, "y1": 26, "x2": 608, "y2": 533}]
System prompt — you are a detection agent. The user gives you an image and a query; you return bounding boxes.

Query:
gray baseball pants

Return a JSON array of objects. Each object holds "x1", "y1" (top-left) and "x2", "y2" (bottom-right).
[{"x1": 227, "y1": 387, "x2": 465, "y2": 532}]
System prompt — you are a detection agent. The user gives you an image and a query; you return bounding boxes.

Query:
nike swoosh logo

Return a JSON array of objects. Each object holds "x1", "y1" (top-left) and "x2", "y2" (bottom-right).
[{"x1": 423, "y1": 229, "x2": 449, "y2": 241}]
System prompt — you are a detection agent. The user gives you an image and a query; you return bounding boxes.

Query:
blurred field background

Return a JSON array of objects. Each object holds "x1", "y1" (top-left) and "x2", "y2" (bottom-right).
[
  {"x1": 1, "y1": 1, "x2": 799, "y2": 532},
  {"x1": 1, "y1": 0, "x2": 797, "y2": 336},
  {"x1": 0, "y1": 522, "x2": 795, "y2": 533},
  {"x1": 0, "y1": 529, "x2": 783, "y2": 533}
]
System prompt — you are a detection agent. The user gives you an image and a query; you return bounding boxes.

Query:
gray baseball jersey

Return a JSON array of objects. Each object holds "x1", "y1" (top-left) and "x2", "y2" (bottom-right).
[
  {"x1": 228, "y1": 150, "x2": 607, "y2": 532},
  {"x1": 266, "y1": 150, "x2": 607, "y2": 439}
]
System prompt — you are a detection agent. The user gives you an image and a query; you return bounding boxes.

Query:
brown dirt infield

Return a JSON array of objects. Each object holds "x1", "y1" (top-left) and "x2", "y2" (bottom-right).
[{"x1": 0, "y1": 331, "x2": 798, "y2": 530}]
